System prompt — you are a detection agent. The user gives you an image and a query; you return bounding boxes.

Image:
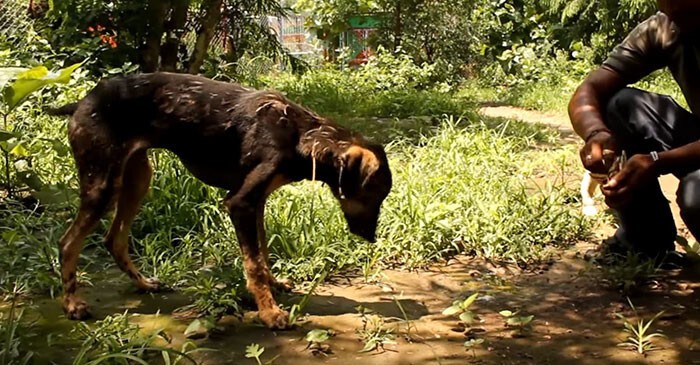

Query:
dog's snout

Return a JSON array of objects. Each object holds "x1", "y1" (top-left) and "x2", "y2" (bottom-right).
[{"x1": 349, "y1": 222, "x2": 377, "y2": 243}]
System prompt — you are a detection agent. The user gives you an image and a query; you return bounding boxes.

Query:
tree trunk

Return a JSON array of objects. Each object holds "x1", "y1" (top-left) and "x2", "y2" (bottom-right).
[
  {"x1": 187, "y1": 0, "x2": 223, "y2": 74},
  {"x1": 224, "y1": 8, "x2": 245, "y2": 65},
  {"x1": 394, "y1": 0, "x2": 402, "y2": 52},
  {"x1": 161, "y1": 0, "x2": 189, "y2": 72},
  {"x1": 142, "y1": 0, "x2": 170, "y2": 72}
]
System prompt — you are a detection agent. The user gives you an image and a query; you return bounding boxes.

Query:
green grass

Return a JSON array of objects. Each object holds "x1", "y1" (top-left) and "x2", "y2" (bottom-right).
[
  {"x1": 0, "y1": 64, "x2": 593, "y2": 361},
  {"x1": 460, "y1": 67, "x2": 687, "y2": 115}
]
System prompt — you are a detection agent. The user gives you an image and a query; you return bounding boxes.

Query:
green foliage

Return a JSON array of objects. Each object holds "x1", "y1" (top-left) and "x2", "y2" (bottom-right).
[
  {"x1": 245, "y1": 343, "x2": 277, "y2": 365},
  {"x1": 294, "y1": 0, "x2": 380, "y2": 37},
  {"x1": 263, "y1": 49, "x2": 468, "y2": 118},
  {"x1": 442, "y1": 293, "x2": 480, "y2": 325},
  {"x1": 0, "y1": 62, "x2": 83, "y2": 203},
  {"x1": 305, "y1": 329, "x2": 334, "y2": 356},
  {"x1": 71, "y1": 312, "x2": 200, "y2": 365},
  {"x1": 0, "y1": 284, "x2": 34, "y2": 365},
  {"x1": 499, "y1": 309, "x2": 535, "y2": 336},
  {"x1": 544, "y1": 0, "x2": 655, "y2": 61},
  {"x1": 355, "y1": 307, "x2": 396, "y2": 353},
  {"x1": 595, "y1": 252, "x2": 660, "y2": 295},
  {"x1": 616, "y1": 299, "x2": 666, "y2": 355}
]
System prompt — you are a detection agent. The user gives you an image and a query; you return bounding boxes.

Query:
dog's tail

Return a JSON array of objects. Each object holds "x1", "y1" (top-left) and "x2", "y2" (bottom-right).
[{"x1": 44, "y1": 102, "x2": 79, "y2": 117}]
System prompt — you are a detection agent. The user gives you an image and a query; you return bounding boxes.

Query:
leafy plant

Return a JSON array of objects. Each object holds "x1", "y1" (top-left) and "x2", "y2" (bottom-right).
[
  {"x1": 463, "y1": 338, "x2": 485, "y2": 358},
  {"x1": 0, "y1": 282, "x2": 33, "y2": 365},
  {"x1": 394, "y1": 294, "x2": 418, "y2": 340},
  {"x1": 616, "y1": 299, "x2": 666, "y2": 355},
  {"x1": 71, "y1": 311, "x2": 199, "y2": 365},
  {"x1": 355, "y1": 306, "x2": 397, "y2": 353},
  {"x1": 244, "y1": 343, "x2": 278, "y2": 365},
  {"x1": 288, "y1": 268, "x2": 328, "y2": 326},
  {"x1": 0, "y1": 63, "x2": 81, "y2": 203},
  {"x1": 499, "y1": 310, "x2": 535, "y2": 336},
  {"x1": 442, "y1": 292, "x2": 479, "y2": 326},
  {"x1": 305, "y1": 329, "x2": 335, "y2": 356},
  {"x1": 595, "y1": 252, "x2": 659, "y2": 295}
]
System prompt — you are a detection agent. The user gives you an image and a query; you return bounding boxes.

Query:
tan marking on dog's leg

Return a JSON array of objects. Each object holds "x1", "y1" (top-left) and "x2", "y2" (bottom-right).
[
  {"x1": 226, "y1": 166, "x2": 289, "y2": 329},
  {"x1": 256, "y1": 203, "x2": 293, "y2": 292},
  {"x1": 104, "y1": 152, "x2": 159, "y2": 291},
  {"x1": 61, "y1": 185, "x2": 114, "y2": 320}
]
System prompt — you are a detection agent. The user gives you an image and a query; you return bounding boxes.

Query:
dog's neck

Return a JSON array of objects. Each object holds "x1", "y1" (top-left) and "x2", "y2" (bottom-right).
[{"x1": 297, "y1": 122, "x2": 356, "y2": 189}]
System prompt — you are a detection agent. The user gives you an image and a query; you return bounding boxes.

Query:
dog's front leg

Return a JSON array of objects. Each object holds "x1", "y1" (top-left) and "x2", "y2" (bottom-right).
[
  {"x1": 256, "y1": 204, "x2": 293, "y2": 292},
  {"x1": 225, "y1": 165, "x2": 289, "y2": 329}
]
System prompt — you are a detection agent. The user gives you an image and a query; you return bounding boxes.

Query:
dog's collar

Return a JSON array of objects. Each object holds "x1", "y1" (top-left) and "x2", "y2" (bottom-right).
[{"x1": 338, "y1": 164, "x2": 346, "y2": 199}]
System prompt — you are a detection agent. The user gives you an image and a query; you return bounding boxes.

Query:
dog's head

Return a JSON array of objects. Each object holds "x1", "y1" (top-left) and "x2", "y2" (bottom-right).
[{"x1": 334, "y1": 143, "x2": 392, "y2": 243}]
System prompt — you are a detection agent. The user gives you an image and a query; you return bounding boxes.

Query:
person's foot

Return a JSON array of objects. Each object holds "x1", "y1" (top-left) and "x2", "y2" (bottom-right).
[
  {"x1": 584, "y1": 236, "x2": 631, "y2": 264},
  {"x1": 655, "y1": 251, "x2": 690, "y2": 270},
  {"x1": 584, "y1": 236, "x2": 691, "y2": 269}
]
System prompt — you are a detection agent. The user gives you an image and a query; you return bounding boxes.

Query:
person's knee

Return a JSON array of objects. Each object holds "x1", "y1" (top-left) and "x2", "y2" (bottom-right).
[
  {"x1": 678, "y1": 173, "x2": 700, "y2": 222},
  {"x1": 605, "y1": 87, "x2": 644, "y2": 131}
]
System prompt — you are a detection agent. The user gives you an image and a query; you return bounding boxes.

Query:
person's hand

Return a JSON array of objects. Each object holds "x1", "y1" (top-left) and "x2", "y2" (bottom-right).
[
  {"x1": 579, "y1": 130, "x2": 619, "y2": 174},
  {"x1": 601, "y1": 154, "x2": 656, "y2": 208}
]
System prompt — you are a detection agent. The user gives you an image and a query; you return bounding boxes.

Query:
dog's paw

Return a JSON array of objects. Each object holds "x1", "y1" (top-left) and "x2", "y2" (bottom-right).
[
  {"x1": 270, "y1": 277, "x2": 294, "y2": 293},
  {"x1": 259, "y1": 307, "x2": 290, "y2": 330},
  {"x1": 136, "y1": 277, "x2": 167, "y2": 293},
  {"x1": 64, "y1": 298, "x2": 91, "y2": 320}
]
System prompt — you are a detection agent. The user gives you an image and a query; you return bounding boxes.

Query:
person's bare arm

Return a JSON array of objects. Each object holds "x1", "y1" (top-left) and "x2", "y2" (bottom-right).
[{"x1": 568, "y1": 66, "x2": 628, "y2": 174}]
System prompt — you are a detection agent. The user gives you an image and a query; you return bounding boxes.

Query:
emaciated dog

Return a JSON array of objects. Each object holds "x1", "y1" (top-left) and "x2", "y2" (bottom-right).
[{"x1": 48, "y1": 72, "x2": 392, "y2": 329}]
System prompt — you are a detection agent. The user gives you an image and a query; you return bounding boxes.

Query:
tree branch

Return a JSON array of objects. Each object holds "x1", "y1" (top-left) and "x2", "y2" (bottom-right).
[{"x1": 187, "y1": 0, "x2": 224, "y2": 74}]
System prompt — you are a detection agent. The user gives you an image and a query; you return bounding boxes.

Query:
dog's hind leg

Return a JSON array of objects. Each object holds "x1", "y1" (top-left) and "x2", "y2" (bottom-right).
[
  {"x1": 104, "y1": 150, "x2": 161, "y2": 291},
  {"x1": 60, "y1": 169, "x2": 118, "y2": 320},
  {"x1": 225, "y1": 163, "x2": 289, "y2": 329}
]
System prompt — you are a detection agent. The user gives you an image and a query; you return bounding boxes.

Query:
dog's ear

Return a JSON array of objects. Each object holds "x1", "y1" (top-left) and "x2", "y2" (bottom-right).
[{"x1": 339, "y1": 145, "x2": 381, "y2": 198}]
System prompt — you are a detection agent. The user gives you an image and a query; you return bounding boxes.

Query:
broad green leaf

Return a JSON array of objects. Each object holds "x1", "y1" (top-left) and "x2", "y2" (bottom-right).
[
  {"x1": 463, "y1": 338, "x2": 484, "y2": 348},
  {"x1": 359, "y1": 339, "x2": 379, "y2": 353},
  {"x1": 184, "y1": 317, "x2": 216, "y2": 339},
  {"x1": 520, "y1": 315, "x2": 534, "y2": 325},
  {"x1": 3, "y1": 63, "x2": 82, "y2": 110},
  {"x1": 305, "y1": 329, "x2": 331, "y2": 343},
  {"x1": 459, "y1": 311, "x2": 476, "y2": 324},
  {"x1": 0, "y1": 129, "x2": 16, "y2": 141},
  {"x1": 499, "y1": 310, "x2": 514, "y2": 317},
  {"x1": 462, "y1": 292, "x2": 479, "y2": 309},
  {"x1": 245, "y1": 343, "x2": 264, "y2": 358},
  {"x1": 506, "y1": 315, "x2": 533, "y2": 326},
  {"x1": 0, "y1": 67, "x2": 28, "y2": 90},
  {"x1": 442, "y1": 305, "x2": 462, "y2": 316},
  {"x1": 50, "y1": 138, "x2": 70, "y2": 156},
  {"x1": 10, "y1": 143, "x2": 28, "y2": 157},
  {"x1": 31, "y1": 185, "x2": 72, "y2": 205},
  {"x1": 16, "y1": 169, "x2": 45, "y2": 190}
]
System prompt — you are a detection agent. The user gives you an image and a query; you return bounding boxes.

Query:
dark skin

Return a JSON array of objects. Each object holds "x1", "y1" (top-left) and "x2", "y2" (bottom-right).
[{"x1": 569, "y1": 0, "x2": 700, "y2": 209}]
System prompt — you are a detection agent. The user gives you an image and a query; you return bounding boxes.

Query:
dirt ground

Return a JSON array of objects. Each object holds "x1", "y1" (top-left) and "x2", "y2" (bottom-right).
[{"x1": 21, "y1": 106, "x2": 700, "y2": 365}]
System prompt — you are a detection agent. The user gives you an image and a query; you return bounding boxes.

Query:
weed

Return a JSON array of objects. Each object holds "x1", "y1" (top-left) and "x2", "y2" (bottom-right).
[
  {"x1": 443, "y1": 293, "x2": 479, "y2": 326},
  {"x1": 499, "y1": 310, "x2": 535, "y2": 336},
  {"x1": 393, "y1": 294, "x2": 419, "y2": 340},
  {"x1": 288, "y1": 268, "x2": 329, "y2": 326},
  {"x1": 616, "y1": 299, "x2": 666, "y2": 355},
  {"x1": 245, "y1": 343, "x2": 278, "y2": 365},
  {"x1": 355, "y1": 306, "x2": 397, "y2": 353},
  {"x1": 71, "y1": 311, "x2": 199, "y2": 365},
  {"x1": 0, "y1": 282, "x2": 33, "y2": 365},
  {"x1": 463, "y1": 338, "x2": 485, "y2": 358},
  {"x1": 596, "y1": 252, "x2": 659, "y2": 295},
  {"x1": 305, "y1": 329, "x2": 335, "y2": 356}
]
